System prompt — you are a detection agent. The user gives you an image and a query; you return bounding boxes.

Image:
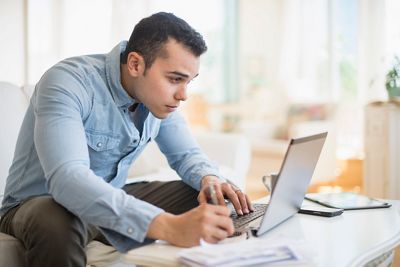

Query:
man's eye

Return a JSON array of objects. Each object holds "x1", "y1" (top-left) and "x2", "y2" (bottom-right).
[{"x1": 169, "y1": 77, "x2": 182, "y2": 83}]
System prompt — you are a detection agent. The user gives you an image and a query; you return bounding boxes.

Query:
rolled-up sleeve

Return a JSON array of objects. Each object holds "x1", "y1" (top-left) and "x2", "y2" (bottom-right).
[
  {"x1": 155, "y1": 111, "x2": 221, "y2": 190},
  {"x1": 33, "y1": 67, "x2": 163, "y2": 252}
]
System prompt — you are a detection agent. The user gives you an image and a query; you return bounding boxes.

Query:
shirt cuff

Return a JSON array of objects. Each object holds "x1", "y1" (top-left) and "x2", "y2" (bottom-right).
[{"x1": 101, "y1": 195, "x2": 165, "y2": 252}]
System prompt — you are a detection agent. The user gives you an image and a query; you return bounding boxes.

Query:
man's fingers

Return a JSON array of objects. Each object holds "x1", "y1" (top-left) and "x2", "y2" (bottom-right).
[
  {"x1": 217, "y1": 216, "x2": 234, "y2": 235},
  {"x1": 203, "y1": 236, "x2": 220, "y2": 244},
  {"x1": 245, "y1": 194, "x2": 254, "y2": 211},
  {"x1": 197, "y1": 191, "x2": 207, "y2": 204},
  {"x1": 237, "y1": 191, "x2": 249, "y2": 213},
  {"x1": 198, "y1": 185, "x2": 225, "y2": 206},
  {"x1": 197, "y1": 205, "x2": 234, "y2": 244},
  {"x1": 215, "y1": 185, "x2": 227, "y2": 206},
  {"x1": 237, "y1": 192, "x2": 253, "y2": 213},
  {"x1": 210, "y1": 203, "x2": 232, "y2": 217},
  {"x1": 221, "y1": 183, "x2": 253, "y2": 215},
  {"x1": 206, "y1": 205, "x2": 234, "y2": 233},
  {"x1": 202, "y1": 225, "x2": 230, "y2": 243},
  {"x1": 212, "y1": 228, "x2": 230, "y2": 240},
  {"x1": 200, "y1": 179, "x2": 253, "y2": 216},
  {"x1": 207, "y1": 213, "x2": 234, "y2": 238},
  {"x1": 223, "y1": 188, "x2": 243, "y2": 215}
]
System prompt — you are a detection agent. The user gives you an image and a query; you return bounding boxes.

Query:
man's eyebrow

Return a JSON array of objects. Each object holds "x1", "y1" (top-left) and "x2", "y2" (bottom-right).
[{"x1": 168, "y1": 71, "x2": 199, "y2": 79}]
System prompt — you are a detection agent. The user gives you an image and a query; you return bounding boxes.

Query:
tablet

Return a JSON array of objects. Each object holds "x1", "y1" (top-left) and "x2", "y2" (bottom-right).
[{"x1": 305, "y1": 192, "x2": 392, "y2": 210}]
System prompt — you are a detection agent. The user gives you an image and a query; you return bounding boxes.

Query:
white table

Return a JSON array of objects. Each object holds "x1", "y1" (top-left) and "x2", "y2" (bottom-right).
[
  {"x1": 256, "y1": 200, "x2": 400, "y2": 266},
  {"x1": 122, "y1": 200, "x2": 400, "y2": 267}
]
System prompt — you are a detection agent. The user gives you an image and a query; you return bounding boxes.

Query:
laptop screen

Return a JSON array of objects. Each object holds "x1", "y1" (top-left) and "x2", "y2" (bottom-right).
[{"x1": 257, "y1": 132, "x2": 327, "y2": 236}]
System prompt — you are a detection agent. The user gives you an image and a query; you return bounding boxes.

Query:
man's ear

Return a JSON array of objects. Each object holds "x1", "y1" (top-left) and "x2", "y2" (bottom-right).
[{"x1": 126, "y1": 52, "x2": 145, "y2": 77}]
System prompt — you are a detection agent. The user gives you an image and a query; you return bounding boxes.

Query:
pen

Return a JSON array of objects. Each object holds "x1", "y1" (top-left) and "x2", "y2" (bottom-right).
[{"x1": 208, "y1": 182, "x2": 219, "y2": 205}]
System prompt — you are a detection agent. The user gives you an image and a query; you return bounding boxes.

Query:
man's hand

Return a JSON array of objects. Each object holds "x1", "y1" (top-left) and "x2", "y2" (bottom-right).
[
  {"x1": 147, "y1": 204, "x2": 234, "y2": 247},
  {"x1": 198, "y1": 175, "x2": 254, "y2": 216}
]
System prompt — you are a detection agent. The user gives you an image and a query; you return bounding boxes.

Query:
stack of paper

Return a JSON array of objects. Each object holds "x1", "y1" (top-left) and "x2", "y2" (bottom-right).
[
  {"x1": 124, "y1": 233, "x2": 248, "y2": 266},
  {"x1": 124, "y1": 240, "x2": 182, "y2": 266},
  {"x1": 178, "y1": 238, "x2": 302, "y2": 267}
]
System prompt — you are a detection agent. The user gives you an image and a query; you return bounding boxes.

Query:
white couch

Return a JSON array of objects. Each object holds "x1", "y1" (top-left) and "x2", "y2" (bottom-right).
[{"x1": 0, "y1": 81, "x2": 251, "y2": 266}]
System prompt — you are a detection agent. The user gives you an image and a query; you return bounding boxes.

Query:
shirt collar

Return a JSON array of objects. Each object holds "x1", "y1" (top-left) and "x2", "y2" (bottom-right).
[{"x1": 105, "y1": 41, "x2": 137, "y2": 107}]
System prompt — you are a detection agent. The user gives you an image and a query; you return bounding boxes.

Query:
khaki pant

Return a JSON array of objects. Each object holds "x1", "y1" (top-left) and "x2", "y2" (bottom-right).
[{"x1": 0, "y1": 181, "x2": 199, "y2": 267}]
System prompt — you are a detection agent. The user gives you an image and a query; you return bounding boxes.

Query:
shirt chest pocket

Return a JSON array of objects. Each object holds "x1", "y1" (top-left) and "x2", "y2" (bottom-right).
[{"x1": 85, "y1": 132, "x2": 121, "y2": 169}]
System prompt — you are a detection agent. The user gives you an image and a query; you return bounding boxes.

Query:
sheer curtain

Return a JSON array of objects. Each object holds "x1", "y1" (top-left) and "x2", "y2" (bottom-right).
[
  {"x1": 26, "y1": 0, "x2": 233, "y2": 104},
  {"x1": 276, "y1": 0, "x2": 333, "y2": 102},
  {"x1": 238, "y1": 0, "x2": 400, "y2": 159},
  {"x1": 8, "y1": 0, "x2": 400, "y2": 157},
  {"x1": 27, "y1": 0, "x2": 114, "y2": 84},
  {"x1": 0, "y1": 0, "x2": 25, "y2": 85}
]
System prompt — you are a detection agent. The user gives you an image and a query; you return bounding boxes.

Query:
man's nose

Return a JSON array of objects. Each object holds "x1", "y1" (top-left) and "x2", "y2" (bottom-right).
[{"x1": 175, "y1": 84, "x2": 188, "y2": 101}]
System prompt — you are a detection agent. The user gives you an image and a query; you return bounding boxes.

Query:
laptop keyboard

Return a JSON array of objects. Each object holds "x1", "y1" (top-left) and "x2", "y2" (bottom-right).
[{"x1": 231, "y1": 203, "x2": 268, "y2": 231}]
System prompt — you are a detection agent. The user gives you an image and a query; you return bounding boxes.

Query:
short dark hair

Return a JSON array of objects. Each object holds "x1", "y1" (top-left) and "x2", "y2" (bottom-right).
[{"x1": 121, "y1": 12, "x2": 207, "y2": 70}]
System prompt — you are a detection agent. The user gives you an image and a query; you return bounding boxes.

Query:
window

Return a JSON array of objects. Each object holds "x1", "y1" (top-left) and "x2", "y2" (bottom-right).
[{"x1": 27, "y1": 0, "x2": 237, "y2": 103}]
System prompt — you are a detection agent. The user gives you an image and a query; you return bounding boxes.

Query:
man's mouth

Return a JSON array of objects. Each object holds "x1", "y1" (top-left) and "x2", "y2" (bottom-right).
[{"x1": 166, "y1": 105, "x2": 178, "y2": 111}]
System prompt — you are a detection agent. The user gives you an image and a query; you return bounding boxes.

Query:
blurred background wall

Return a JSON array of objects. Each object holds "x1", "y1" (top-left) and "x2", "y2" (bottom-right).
[{"x1": 1, "y1": 0, "x2": 400, "y2": 195}]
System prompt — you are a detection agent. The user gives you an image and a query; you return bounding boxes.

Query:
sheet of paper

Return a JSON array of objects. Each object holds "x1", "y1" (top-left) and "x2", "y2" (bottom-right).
[
  {"x1": 124, "y1": 234, "x2": 313, "y2": 267},
  {"x1": 178, "y1": 238, "x2": 305, "y2": 267}
]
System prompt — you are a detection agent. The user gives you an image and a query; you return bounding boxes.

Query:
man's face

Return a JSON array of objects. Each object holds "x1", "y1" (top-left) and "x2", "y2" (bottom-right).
[{"x1": 131, "y1": 40, "x2": 200, "y2": 119}]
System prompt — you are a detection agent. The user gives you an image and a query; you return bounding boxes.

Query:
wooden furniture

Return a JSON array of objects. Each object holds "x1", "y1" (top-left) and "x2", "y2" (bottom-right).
[{"x1": 364, "y1": 101, "x2": 400, "y2": 199}]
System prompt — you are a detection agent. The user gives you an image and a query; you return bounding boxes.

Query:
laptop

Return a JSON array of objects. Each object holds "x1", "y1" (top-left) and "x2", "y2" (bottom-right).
[{"x1": 231, "y1": 132, "x2": 327, "y2": 236}]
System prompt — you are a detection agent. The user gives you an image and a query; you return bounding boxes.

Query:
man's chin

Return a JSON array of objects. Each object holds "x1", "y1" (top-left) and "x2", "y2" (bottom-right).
[{"x1": 151, "y1": 111, "x2": 170, "y2": 119}]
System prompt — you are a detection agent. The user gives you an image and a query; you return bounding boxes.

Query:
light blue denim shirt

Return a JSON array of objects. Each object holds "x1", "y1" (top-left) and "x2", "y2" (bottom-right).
[{"x1": 1, "y1": 41, "x2": 220, "y2": 252}]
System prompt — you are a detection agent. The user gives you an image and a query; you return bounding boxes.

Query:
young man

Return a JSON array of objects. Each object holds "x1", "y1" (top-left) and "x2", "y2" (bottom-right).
[{"x1": 0, "y1": 12, "x2": 253, "y2": 266}]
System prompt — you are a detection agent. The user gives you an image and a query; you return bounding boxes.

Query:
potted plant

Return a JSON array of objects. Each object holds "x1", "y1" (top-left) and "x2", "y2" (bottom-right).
[{"x1": 385, "y1": 55, "x2": 400, "y2": 101}]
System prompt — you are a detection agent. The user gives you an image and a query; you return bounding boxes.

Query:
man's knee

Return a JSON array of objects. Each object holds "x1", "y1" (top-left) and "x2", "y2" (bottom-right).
[
  {"x1": 123, "y1": 180, "x2": 200, "y2": 214},
  {"x1": 13, "y1": 196, "x2": 88, "y2": 247}
]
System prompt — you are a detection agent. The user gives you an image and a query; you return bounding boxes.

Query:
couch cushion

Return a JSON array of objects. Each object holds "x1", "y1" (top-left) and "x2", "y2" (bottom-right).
[
  {"x1": 127, "y1": 132, "x2": 251, "y2": 190},
  {"x1": 0, "y1": 82, "x2": 29, "y2": 201}
]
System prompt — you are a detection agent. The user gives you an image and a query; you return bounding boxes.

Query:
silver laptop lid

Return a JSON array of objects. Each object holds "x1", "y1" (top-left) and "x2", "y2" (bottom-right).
[{"x1": 256, "y1": 132, "x2": 327, "y2": 236}]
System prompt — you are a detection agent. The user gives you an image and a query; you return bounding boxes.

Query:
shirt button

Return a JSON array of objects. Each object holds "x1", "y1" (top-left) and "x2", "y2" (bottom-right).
[
  {"x1": 96, "y1": 142, "x2": 103, "y2": 148},
  {"x1": 127, "y1": 228, "x2": 134, "y2": 234}
]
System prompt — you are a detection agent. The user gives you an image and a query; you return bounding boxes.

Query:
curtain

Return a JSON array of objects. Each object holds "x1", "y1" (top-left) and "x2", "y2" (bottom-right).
[{"x1": 25, "y1": 0, "x2": 232, "y2": 104}]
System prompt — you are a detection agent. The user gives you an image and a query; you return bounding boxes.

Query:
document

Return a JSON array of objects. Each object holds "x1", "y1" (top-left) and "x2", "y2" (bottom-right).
[
  {"x1": 124, "y1": 235, "x2": 310, "y2": 267},
  {"x1": 124, "y1": 233, "x2": 249, "y2": 266},
  {"x1": 178, "y1": 238, "x2": 303, "y2": 267}
]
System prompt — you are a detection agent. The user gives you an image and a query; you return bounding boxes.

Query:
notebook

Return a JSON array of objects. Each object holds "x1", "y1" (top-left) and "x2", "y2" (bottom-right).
[{"x1": 232, "y1": 132, "x2": 327, "y2": 236}]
